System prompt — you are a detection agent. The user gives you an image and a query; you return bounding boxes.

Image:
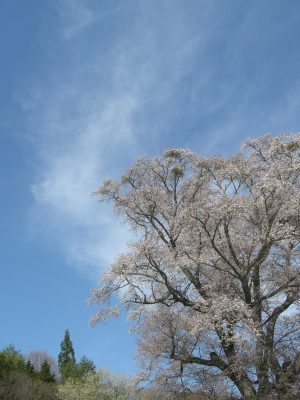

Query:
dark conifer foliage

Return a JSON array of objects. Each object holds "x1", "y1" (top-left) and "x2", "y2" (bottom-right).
[
  {"x1": 77, "y1": 355, "x2": 96, "y2": 376},
  {"x1": 58, "y1": 329, "x2": 76, "y2": 367},
  {"x1": 58, "y1": 329, "x2": 77, "y2": 381},
  {"x1": 39, "y1": 360, "x2": 56, "y2": 383},
  {"x1": 25, "y1": 360, "x2": 36, "y2": 377}
]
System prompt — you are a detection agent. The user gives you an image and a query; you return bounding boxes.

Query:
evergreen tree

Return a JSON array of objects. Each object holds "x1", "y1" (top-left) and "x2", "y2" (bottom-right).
[
  {"x1": 39, "y1": 360, "x2": 56, "y2": 383},
  {"x1": 77, "y1": 355, "x2": 96, "y2": 377},
  {"x1": 25, "y1": 360, "x2": 36, "y2": 377},
  {"x1": 58, "y1": 330, "x2": 75, "y2": 367},
  {"x1": 0, "y1": 345, "x2": 26, "y2": 377},
  {"x1": 58, "y1": 330, "x2": 77, "y2": 381}
]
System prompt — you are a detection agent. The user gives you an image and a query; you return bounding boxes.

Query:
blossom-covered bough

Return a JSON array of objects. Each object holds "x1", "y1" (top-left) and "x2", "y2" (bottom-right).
[{"x1": 90, "y1": 134, "x2": 300, "y2": 399}]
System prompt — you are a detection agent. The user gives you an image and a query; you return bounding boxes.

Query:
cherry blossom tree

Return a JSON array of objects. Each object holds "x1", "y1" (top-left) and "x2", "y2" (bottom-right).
[{"x1": 90, "y1": 134, "x2": 300, "y2": 399}]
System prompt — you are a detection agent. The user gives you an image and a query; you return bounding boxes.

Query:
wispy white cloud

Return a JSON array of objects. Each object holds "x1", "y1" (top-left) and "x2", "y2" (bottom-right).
[
  {"x1": 27, "y1": 83, "x2": 140, "y2": 279},
  {"x1": 55, "y1": 0, "x2": 95, "y2": 40},
  {"x1": 22, "y1": 0, "x2": 300, "y2": 280},
  {"x1": 54, "y1": 0, "x2": 127, "y2": 41},
  {"x1": 23, "y1": 1, "x2": 212, "y2": 279}
]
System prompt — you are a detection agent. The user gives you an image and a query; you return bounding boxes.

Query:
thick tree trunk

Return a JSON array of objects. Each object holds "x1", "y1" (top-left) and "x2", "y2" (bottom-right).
[{"x1": 234, "y1": 377, "x2": 256, "y2": 400}]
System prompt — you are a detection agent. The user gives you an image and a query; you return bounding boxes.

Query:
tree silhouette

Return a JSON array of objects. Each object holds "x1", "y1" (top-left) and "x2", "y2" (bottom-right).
[{"x1": 58, "y1": 330, "x2": 77, "y2": 381}]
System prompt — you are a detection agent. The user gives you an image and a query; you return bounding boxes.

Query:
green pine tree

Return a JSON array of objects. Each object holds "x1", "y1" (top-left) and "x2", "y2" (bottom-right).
[
  {"x1": 77, "y1": 355, "x2": 96, "y2": 377},
  {"x1": 58, "y1": 329, "x2": 77, "y2": 381},
  {"x1": 39, "y1": 360, "x2": 56, "y2": 383},
  {"x1": 0, "y1": 345, "x2": 26, "y2": 378},
  {"x1": 25, "y1": 360, "x2": 36, "y2": 377}
]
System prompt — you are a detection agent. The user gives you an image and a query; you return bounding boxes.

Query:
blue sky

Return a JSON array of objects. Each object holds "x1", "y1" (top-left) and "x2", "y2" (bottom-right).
[{"x1": 1, "y1": 0, "x2": 300, "y2": 375}]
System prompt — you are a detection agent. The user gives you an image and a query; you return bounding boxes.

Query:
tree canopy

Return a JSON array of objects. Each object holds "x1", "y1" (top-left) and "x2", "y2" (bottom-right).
[
  {"x1": 0, "y1": 345, "x2": 26, "y2": 377},
  {"x1": 58, "y1": 330, "x2": 77, "y2": 381},
  {"x1": 77, "y1": 356, "x2": 96, "y2": 377},
  {"x1": 39, "y1": 360, "x2": 56, "y2": 383},
  {"x1": 90, "y1": 134, "x2": 300, "y2": 399},
  {"x1": 0, "y1": 345, "x2": 58, "y2": 400}
]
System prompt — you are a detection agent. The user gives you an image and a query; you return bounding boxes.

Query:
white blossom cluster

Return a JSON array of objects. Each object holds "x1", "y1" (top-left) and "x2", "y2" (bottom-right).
[{"x1": 90, "y1": 134, "x2": 300, "y2": 398}]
